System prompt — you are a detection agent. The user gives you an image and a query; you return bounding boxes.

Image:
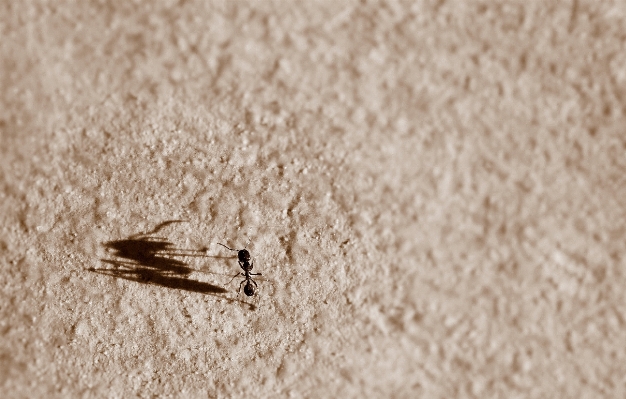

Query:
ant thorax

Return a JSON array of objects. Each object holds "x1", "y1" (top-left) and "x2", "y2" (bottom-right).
[{"x1": 241, "y1": 261, "x2": 253, "y2": 272}]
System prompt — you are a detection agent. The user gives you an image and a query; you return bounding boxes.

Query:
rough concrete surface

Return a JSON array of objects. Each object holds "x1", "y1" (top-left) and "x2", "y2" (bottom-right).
[{"x1": 1, "y1": 1, "x2": 626, "y2": 398}]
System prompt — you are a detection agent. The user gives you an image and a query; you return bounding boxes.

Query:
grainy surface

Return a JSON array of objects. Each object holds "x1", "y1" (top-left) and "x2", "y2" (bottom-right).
[{"x1": 2, "y1": 1, "x2": 626, "y2": 398}]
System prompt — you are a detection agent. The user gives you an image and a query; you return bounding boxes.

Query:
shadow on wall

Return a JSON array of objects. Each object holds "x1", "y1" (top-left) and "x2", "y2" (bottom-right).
[{"x1": 88, "y1": 220, "x2": 255, "y2": 310}]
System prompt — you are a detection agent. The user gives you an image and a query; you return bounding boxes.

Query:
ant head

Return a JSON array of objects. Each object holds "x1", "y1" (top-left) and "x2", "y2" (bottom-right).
[
  {"x1": 238, "y1": 249, "x2": 251, "y2": 263},
  {"x1": 243, "y1": 281, "x2": 256, "y2": 296}
]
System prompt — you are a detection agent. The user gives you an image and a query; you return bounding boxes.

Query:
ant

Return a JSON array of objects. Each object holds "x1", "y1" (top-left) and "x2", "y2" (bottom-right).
[{"x1": 217, "y1": 242, "x2": 262, "y2": 297}]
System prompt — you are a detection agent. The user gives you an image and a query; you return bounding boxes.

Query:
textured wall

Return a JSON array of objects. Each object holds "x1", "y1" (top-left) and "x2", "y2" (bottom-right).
[{"x1": 1, "y1": 1, "x2": 625, "y2": 398}]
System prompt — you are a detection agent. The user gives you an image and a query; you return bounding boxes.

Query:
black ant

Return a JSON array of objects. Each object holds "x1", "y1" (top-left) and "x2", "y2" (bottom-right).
[{"x1": 217, "y1": 242, "x2": 262, "y2": 296}]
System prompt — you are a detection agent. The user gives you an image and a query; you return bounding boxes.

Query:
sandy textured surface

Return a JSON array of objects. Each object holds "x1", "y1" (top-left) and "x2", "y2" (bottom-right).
[{"x1": 2, "y1": 1, "x2": 626, "y2": 398}]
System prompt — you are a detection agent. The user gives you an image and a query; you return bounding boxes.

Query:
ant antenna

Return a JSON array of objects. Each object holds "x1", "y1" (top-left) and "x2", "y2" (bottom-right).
[{"x1": 217, "y1": 243, "x2": 237, "y2": 252}]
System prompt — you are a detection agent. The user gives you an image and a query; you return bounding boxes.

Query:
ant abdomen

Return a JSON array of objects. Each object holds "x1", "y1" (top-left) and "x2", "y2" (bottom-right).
[{"x1": 243, "y1": 282, "x2": 256, "y2": 296}]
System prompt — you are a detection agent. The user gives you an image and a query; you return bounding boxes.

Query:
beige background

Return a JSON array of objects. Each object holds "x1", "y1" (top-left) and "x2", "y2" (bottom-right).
[{"x1": 1, "y1": 1, "x2": 626, "y2": 398}]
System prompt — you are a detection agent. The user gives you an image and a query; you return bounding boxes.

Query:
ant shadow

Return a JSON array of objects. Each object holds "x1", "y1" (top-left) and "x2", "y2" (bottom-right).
[{"x1": 87, "y1": 220, "x2": 255, "y2": 310}]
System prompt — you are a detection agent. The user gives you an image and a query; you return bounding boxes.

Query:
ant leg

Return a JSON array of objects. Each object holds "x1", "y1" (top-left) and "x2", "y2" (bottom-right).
[
  {"x1": 250, "y1": 272, "x2": 262, "y2": 276},
  {"x1": 227, "y1": 272, "x2": 242, "y2": 284},
  {"x1": 238, "y1": 279, "x2": 246, "y2": 294},
  {"x1": 217, "y1": 243, "x2": 237, "y2": 252}
]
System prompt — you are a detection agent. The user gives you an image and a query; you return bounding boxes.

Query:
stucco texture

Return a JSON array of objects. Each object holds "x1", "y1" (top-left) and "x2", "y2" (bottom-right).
[{"x1": 1, "y1": 1, "x2": 626, "y2": 398}]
